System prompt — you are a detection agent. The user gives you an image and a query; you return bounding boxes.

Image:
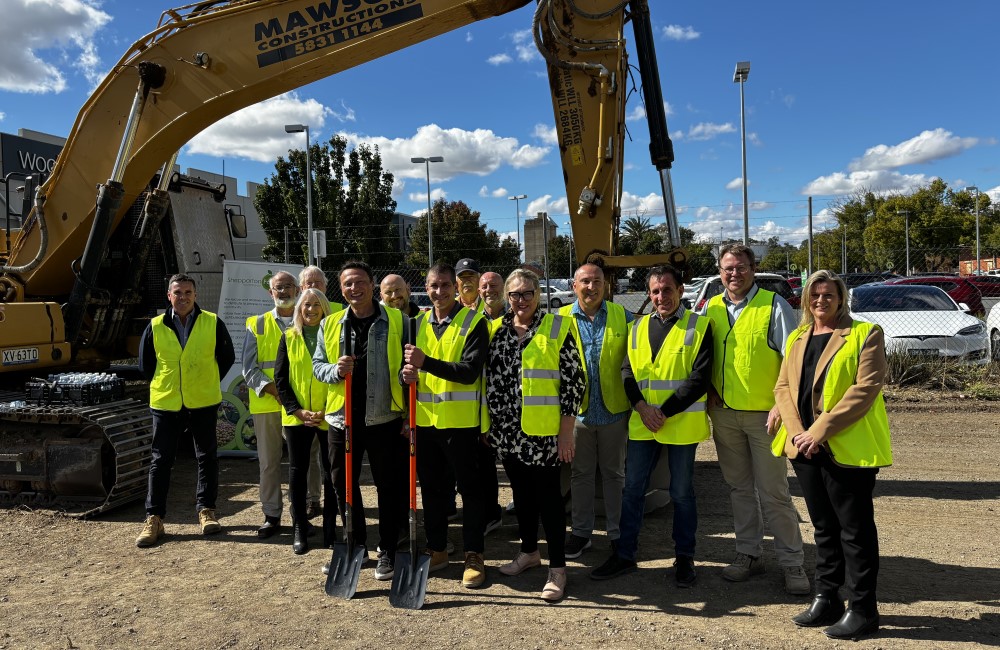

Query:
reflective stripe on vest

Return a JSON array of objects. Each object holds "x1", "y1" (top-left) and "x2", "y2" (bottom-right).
[
  {"x1": 625, "y1": 310, "x2": 710, "y2": 444},
  {"x1": 772, "y1": 321, "x2": 892, "y2": 467},
  {"x1": 559, "y1": 301, "x2": 630, "y2": 415},
  {"x1": 322, "y1": 306, "x2": 405, "y2": 418},
  {"x1": 245, "y1": 311, "x2": 284, "y2": 414},
  {"x1": 149, "y1": 311, "x2": 222, "y2": 411},
  {"x1": 281, "y1": 329, "x2": 329, "y2": 429},
  {"x1": 415, "y1": 306, "x2": 484, "y2": 429},
  {"x1": 707, "y1": 289, "x2": 781, "y2": 411},
  {"x1": 520, "y1": 313, "x2": 574, "y2": 436}
]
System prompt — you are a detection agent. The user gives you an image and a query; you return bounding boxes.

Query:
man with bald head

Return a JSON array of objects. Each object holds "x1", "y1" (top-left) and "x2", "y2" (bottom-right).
[
  {"x1": 380, "y1": 273, "x2": 420, "y2": 317},
  {"x1": 558, "y1": 263, "x2": 634, "y2": 560},
  {"x1": 478, "y1": 272, "x2": 507, "y2": 320}
]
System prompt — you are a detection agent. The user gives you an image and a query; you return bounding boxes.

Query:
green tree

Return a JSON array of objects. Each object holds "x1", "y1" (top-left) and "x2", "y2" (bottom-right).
[
  {"x1": 405, "y1": 199, "x2": 520, "y2": 271},
  {"x1": 254, "y1": 135, "x2": 401, "y2": 271},
  {"x1": 546, "y1": 235, "x2": 575, "y2": 279}
]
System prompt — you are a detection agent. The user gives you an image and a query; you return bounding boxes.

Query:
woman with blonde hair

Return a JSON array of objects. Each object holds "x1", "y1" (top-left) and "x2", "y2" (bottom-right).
[
  {"x1": 274, "y1": 287, "x2": 336, "y2": 555},
  {"x1": 772, "y1": 269, "x2": 892, "y2": 640}
]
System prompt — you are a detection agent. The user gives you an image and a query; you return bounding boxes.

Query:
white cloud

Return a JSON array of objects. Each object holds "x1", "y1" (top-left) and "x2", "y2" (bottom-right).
[
  {"x1": 390, "y1": 177, "x2": 406, "y2": 200},
  {"x1": 328, "y1": 100, "x2": 356, "y2": 123},
  {"x1": 801, "y1": 170, "x2": 932, "y2": 196},
  {"x1": 478, "y1": 185, "x2": 489, "y2": 198},
  {"x1": 340, "y1": 124, "x2": 550, "y2": 181},
  {"x1": 526, "y1": 194, "x2": 569, "y2": 219},
  {"x1": 478, "y1": 185, "x2": 508, "y2": 198},
  {"x1": 465, "y1": 32, "x2": 473, "y2": 43},
  {"x1": 487, "y1": 53, "x2": 512, "y2": 65},
  {"x1": 686, "y1": 122, "x2": 736, "y2": 141},
  {"x1": 748, "y1": 132, "x2": 762, "y2": 146},
  {"x1": 726, "y1": 177, "x2": 744, "y2": 191},
  {"x1": 408, "y1": 188, "x2": 448, "y2": 203},
  {"x1": 627, "y1": 105, "x2": 646, "y2": 122},
  {"x1": 0, "y1": 111, "x2": 5, "y2": 122},
  {"x1": 847, "y1": 128, "x2": 978, "y2": 171},
  {"x1": 664, "y1": 102, "x2": 675, "y2": 117},
  {"x1": 985, "y1": 185, "x2": 1000, "y2": 203},
  {"x1": 0, "y1": 0, "x2": 111, "y2": 93},
  {"x1": 662, "y1": 25, "x2": 700, "y2": 41},
  {"x1": 750, "y1": 201, "x2": 773, "y2": 211},
  {"x1": 512, "y1": 29, "x2": 539, "y2": 63},
  {"x1": 533, "y1": 123, "x2": 558, "y2": 145},
  {"x1": 186, "y1": 93, "x2": 334, "y2": 162},
  {"x1": 621, "y1": 192, "x2": 665, "y2": 216}
]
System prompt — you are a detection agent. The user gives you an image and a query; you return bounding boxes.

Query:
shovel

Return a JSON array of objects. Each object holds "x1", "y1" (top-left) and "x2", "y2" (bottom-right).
[
  {"x1": 326, "y1": 330, "x2": 366, "y2": 599},
  {"x1": 390, "y1": 318, "x2": 430, "y2": 609}
]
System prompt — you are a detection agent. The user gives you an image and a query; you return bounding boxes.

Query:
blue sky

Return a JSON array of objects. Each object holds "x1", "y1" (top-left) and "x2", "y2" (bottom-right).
[{"x1": 1, "y1": 0, "x2": 996, "y2": 249}]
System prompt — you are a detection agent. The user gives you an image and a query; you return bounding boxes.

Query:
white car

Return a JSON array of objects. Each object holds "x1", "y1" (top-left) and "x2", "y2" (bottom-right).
[
  {"x1": 539, "y1": 284, "x2": 575, "y2": 309},
  {"x1": 850, "y1": 284, "x2": 989, "y2": 364},
  {"x1": 987, "y1": 303, "x2": 1000, "y2": 362}
]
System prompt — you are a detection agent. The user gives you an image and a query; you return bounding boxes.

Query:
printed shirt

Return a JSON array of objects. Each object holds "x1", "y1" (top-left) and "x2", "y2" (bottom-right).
[{"x1": 570, "y1": 300, "x2": 634, "y2": 426}]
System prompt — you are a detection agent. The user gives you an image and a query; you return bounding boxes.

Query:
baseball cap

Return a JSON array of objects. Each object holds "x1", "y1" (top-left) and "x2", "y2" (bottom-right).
[{"x1": 455, "y1": 258, "x2": 480, "y2": 276}]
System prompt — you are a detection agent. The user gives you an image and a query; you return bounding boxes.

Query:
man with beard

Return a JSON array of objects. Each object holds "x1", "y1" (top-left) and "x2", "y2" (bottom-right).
[
  {"x1": 456, "y1": 258, "x2": 485, "y2": 314},
  {"x1": 380, "y1": 273, "x2": 421, "y2": 317},
  {"x1": 243, "y1": 271, "x2": 299, "y2": 538}
]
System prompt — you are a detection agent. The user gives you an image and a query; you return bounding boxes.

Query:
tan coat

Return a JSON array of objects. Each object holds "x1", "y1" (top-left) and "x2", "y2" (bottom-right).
[{"x1": 773, "y1": 314, "x2": 887, "y2": 458}]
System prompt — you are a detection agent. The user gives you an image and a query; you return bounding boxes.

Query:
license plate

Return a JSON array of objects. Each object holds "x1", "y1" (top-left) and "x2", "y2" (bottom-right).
[
  {"x1": 2, "y1": 347, "x2": 39, "y2": 366},
  {"x1": 909, "y1": 349, "x2": 939, "y2": 358}
]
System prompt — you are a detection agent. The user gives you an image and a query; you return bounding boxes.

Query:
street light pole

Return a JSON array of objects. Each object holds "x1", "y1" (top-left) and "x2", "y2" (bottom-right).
[
  {"x1": 563, "y1": 221, "x2": 574, "y2": 277},
  {"x1": 966, "y1": 186, "x2": 980, "y2": 275},
  {"x1": 733, "y1": 61, "x2": 751, "y2": 244},
  {"x1": 411, "y1": 156, "x2": 444, "y2": 265},
  {"x1": 284, "y1": 124, "x2": 312, "y2": 265},
  {"x1": 508, "y1": 194, "x2": 527, "y2": 253},
  {"x1": 896, "y1": 210, "x2": 910, "y2": 275}
]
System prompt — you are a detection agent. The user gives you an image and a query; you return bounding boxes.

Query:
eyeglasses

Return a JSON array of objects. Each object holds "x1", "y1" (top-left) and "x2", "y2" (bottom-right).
[
  {"x1": 271, "y1": 284, "x2": 296, "y2": 292},
  {"x1": 507, "y1": 290, "x2": 535, "y2": 302},
  {"x1": 719, "y1": 265, "x2": 750, "y2": 276}
]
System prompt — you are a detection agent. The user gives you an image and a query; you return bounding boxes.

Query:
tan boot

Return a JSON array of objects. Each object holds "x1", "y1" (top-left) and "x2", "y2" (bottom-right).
[
  {"x1": 462, "y1": 552, "x2": 486, "y2": 588},
  {"x1": 136, "y1": 515, "x2": 164, "y2": 548},
  {"x1": 198, "y1": 508, "x2": 221, "y2": 535},
  {"x1": 423, "y1": 548, "x2": 450, "y2": 573}
]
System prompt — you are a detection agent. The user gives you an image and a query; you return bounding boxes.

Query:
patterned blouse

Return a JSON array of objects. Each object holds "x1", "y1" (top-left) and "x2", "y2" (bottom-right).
[{"x1": 486, "y1": 308, "x2": 586, "y2": 467}]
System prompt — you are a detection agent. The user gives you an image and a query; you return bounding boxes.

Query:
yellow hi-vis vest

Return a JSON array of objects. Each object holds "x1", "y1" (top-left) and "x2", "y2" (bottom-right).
[
  {"x1": 322, "y1": 306, "x2": 404, "y2": 417},
  {"x1": 772, "y1": 321, "x2": 893, "y2": 467},
  {"x1": 281, "y1": 328, "x2": 328, "y2": 429},
  {"x1": 149, "y1": 311, "x2": 222, "y2": 411},
  {"x1": 480, "y1": 313, "x2": 575, "y2": 436},
  {"x1": 706, "y1": 289, "x2": 781, "y2": 411},
  {"x1": 245, "y1": 311, "x2": 284, "y2": 414},
  {"x1": 559, "y1": 301, "x2": 630, "y2": 415},
  {"x1": 415, "y1": 307, "x2": 484, "y2": 429},
  {"x1": 626, "y1": 311, "x2": 710, "y2": 444}
]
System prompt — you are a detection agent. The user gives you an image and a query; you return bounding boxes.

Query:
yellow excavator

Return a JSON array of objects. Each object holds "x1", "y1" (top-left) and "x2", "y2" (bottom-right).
[{"x1": 0, "y1": 0, "x2": 685, "y2": 515}]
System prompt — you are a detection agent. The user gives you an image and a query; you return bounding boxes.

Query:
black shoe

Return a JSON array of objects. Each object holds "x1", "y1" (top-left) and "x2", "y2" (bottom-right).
[
  {"x1": 793, "y1": 595, "x2": 846, "y2": 628},
  {"x1": 306, "y1": 502, "x2": 322, "y2": 520},
  {"x1": 590, "y1": 553, "x2": 637, "y2": 580},
  {"x1": 374, "y1": 550, "x2": 394, "y2": 581},
  {"x1": 674, "y1": 555, "x2": 696, "y2": 587},
  {"x1": 565, "y1": 534, "x2": 592, "y2": 560},
  {"x1": 824, "y1": 610, "x2": 880, "y2": 640},
  {"x1": 292, "y1": 524, "x2": 309, "y2": 555},
  {"x1": 257, "y1": 516, "x2": 281, "y2": 539}
]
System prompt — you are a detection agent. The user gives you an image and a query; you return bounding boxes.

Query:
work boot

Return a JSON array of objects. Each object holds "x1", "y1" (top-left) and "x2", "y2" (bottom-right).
[
  {"x1": 136, "y1": 515, "x2": 164, "y2": 548},
  {"x1": 423, "y1": 548, "x2": 450, "y2": 573},
  {"x1": 462, "y1": 552, "x2": 486, "y2": 588},
  {"x1": 198, "y1": 508, "x2": 221, "y2": 535},
  {"x1": 721, "y1": 552, "x2": 764, "y2": 582}
]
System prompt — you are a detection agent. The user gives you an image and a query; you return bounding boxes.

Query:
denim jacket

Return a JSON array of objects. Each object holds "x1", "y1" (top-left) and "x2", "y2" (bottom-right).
[{"x1": 312, "y1": 303, "x2": 410, "y2": 428}]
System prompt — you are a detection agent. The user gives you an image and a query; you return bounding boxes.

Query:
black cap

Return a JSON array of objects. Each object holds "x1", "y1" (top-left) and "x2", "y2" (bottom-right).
[{"x1": 455, "y1": 258, "x2": 480, "y2": 276}]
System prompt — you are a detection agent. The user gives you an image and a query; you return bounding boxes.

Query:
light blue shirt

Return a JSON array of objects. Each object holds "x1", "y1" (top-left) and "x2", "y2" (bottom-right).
[
  {"x1": 700, "y1": 284, "x2": 796, "y2": 357},
  {"x1": 569, "y1": 300, "x2": 635, "y2": 426}
]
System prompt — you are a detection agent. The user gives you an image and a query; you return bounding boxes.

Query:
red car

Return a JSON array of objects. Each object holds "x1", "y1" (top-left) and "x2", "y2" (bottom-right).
[
  {"x1": 965, "y1": 274, "x2": 1000, "y2": 298},
  {"x1": 882, "y1": 276, "x2": 985, "y2": 316}
]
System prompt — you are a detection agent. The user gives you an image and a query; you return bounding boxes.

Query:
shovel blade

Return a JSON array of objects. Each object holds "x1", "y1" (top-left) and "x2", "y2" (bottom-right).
[
  {"x1": 388, "y1": 552, "x2": 431, "y2": 610},
  {"x1": 324, "y1": 543, "x2": 366, "y2": 599}
]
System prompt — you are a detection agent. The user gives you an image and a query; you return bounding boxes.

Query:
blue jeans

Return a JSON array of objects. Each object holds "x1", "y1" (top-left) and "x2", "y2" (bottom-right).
[{"x1": 617, "y1": 439, "x2": 698, "y2": 561}]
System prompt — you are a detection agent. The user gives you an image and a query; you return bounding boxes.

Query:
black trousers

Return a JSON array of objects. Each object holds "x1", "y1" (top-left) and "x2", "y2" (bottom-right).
[
  {"x1": 146, "y1": 406, "x2": 219, "y2": 518},
  {"x1": 792, "y1": 451, "x2": 880, "y2": 614},
  {"x1": 285, "y1": 424, "x2": 336, "y2": 547},
  {"x1": 502, "y1": 455, "x2": 566, "y2": 568},
  {"x1": 478, "y1": 441, "x2": 503, "y2": 523},
  {"x1": 417, "y1": 426, "x2": 486, "y2": 554},
  {"x1": 328, "y1": 418, "x2": 408, "y2": 559}
]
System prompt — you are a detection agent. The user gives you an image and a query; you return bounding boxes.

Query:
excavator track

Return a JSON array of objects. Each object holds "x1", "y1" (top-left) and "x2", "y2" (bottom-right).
[{"x1": 0, "y1": 399, "x2": 153, "y2": 518}]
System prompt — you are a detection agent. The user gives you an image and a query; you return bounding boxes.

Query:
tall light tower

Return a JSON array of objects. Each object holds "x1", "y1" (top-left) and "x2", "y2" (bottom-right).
[
  {"x1": 411, "y1": 156, "x2": 444, "y2": 265},
  {"x1": 508, "y1": 193, "x2": 527, "y2": 252},
  {"x1": 733, "y1": 61, "x2": 751, "y2": 244},
  {"x1": 966, "y1": 186, "x2": 981, "y2": 275},
  {"x1": 284, "y1": 124, "x2": 312, "y2": 265}
]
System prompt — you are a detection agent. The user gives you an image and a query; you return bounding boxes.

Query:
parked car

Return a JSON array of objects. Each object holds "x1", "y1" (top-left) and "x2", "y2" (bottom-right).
[
  {"x1": 409, "y1": 292, "x2": 433, "y2": 311},
  {"x1": 681, "y1": 276, "x2": 712, "y2": 309},
  {"x1": 964, "y1": 274, "x2": 1000, "y2": 298},
  {"x1": 539, "y1": 283, "x2": 575, "y2": 309},
  {"x1": 839, "y1": 271, "x2": 901, "y2": 288},
  {"x1": 987, "y1": 303, "x2": 1000, "y2": 362},
  {"x1": 691, "y1": 273, "x2": 800, "y2": 311},
  {"x1": 881, "y1": 276, "x2": 985, "y2": 316},
  {"x1": 850, "y1": 284, "x2": 989, "y2": 364}
]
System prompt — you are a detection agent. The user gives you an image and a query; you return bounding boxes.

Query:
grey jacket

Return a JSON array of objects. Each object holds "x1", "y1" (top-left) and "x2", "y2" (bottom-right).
[{"x1": 312, "y1": 303, "x2": 411, "y2": 428}]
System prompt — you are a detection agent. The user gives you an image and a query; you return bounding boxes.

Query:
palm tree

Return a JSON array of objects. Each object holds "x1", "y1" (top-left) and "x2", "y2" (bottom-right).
[{"x1": 620, "y1": 215, "x2": 655, "y2": 253}]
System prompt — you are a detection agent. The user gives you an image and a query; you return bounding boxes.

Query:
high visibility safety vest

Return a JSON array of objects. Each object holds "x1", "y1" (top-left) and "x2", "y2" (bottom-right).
[
  {"x1": 281, "y1": 328, "x2": 329, "y2": 429},
  {"x1": 625, "y1": 311, "x2": 711, "y2": 444},
  {"x1": 414, "y1": 307, "x2": 484, "y2": 429},
  {"x1": 245, "y1": 311, "x2": 285, "y2": 414},
  {"x1": 559, "y1": 301, "x2": 630, "y2": 415},
  {"x1": 322, "y1": 306, "x2": 404, "y2": 417},
  {"x1": 149, "y1": 311, "x2": 222, "y2": 411},
  {"x1": 706, "y1": 289, "x2": 782, "y2": 411},
  {"x1": 480, "y1": 313, "x2": 575, "y2": 436},
  {"x1": 772, "y1": 321, "x2": 893, "y2": 467}
]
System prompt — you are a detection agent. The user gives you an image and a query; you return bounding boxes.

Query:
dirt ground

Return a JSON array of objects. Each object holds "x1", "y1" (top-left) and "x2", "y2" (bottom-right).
[{"x1": 1, "y1": 392, "x2": 998, "y2": 650}]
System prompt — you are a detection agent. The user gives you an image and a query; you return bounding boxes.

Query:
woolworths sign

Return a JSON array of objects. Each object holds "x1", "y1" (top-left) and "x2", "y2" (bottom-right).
[{"x1": 0, "y1": 133, "x2": 62, "y2": 182}]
